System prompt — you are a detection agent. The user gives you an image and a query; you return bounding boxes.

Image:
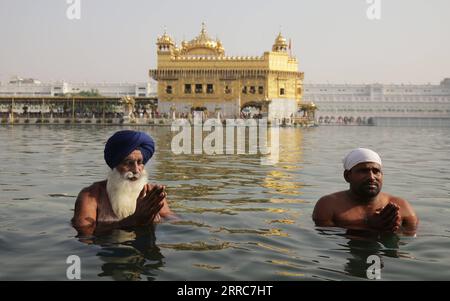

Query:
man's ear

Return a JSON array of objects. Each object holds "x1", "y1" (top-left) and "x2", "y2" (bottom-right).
[{"x1": 343, "y1": 170, "x2": 351, "y2": 183}]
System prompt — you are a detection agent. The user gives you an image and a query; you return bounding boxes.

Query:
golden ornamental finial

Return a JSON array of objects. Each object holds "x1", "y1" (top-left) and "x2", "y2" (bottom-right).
[{"x1": 201, "y1": 22, "x2": 206, "y2": 34}]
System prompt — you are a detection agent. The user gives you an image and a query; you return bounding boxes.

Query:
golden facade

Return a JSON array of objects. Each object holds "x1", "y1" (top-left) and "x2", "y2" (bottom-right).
[{"x1": 149, "y1": 23, "x2": 304, "y2": 119}]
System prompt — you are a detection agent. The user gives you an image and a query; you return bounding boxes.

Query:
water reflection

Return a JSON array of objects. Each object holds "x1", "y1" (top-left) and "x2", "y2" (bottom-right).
[
  {"x1": 2, "y1": 126, "x2": 448, "y2": 280},
  {"x1": 316, "y1": 227, "x2": 410, "y2": 279},
  {"x1": 262, "y1": 128, "x2": 304, "y2": 195},
  {"x1": 76, "y1": 226, "x2": 164, "y2": 281},
  {"x1": 343, "y1": 236, "x2": 391, "y2": 279}
]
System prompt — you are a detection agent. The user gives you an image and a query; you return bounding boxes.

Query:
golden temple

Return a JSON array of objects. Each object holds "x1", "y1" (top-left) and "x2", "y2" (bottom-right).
[{"x1": 149, "y1": 23, "x2": 304, "y2": 120}]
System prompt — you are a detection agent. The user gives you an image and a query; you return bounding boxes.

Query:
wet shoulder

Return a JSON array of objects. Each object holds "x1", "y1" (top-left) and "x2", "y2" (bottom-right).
[
  {"x1": 313, "y1": 192, "x2": 348, "y2": 225},
  {"x1": 314, "y1": 191, "x2": 349, "y2": 213},
  {"x1": 318, "y1": 191, "x2": 348, "y2": 205},
  {"x1": 79, "y1": 181, "x2": 106, "y2": 198}
]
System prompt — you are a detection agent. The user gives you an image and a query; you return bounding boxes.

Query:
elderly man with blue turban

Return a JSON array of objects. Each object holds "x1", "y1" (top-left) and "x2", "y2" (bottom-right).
[
  {"x1": 313, "y1": 148, "x2": 418, "y2": 235},
  {"x1": 72, "y1": 130, "x2": 172, "y2": 236}
]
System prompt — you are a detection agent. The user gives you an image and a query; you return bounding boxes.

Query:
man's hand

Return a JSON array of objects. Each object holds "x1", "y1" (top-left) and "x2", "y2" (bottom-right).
[
  {"x1": 131, "y1": 184, "x2": 166, "y2": 225},
  {"x1": 367, "y1": 202, "x2": 401, "y2": 232}
]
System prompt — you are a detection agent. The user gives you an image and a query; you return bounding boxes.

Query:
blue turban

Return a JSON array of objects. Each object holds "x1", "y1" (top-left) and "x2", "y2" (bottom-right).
[{"x1": 104, "y1": 130, "x2": 155, "y2": 169}]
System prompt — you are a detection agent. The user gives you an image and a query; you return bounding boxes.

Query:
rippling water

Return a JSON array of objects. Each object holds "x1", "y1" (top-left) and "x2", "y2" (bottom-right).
[{"x1": 0, "y1": 125, "x2": 449, "y2": 280}]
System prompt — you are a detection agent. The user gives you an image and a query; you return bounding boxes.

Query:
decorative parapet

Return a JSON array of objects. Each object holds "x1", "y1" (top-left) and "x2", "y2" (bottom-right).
[{"x1": 172, "y1": 55, "x2": 265, "y2": 61}]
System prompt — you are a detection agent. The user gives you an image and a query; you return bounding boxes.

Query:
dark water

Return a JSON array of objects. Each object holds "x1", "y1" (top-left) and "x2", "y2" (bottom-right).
[{"x1": 0, "y1": 125, "x2": 449, "y2": 280}]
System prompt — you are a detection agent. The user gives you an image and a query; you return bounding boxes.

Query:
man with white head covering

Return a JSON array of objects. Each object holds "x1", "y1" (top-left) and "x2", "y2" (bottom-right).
[
  {"x1": 313, "y1": 148, "x2": 418, "y2": 234},
  {"x1": 72, "y1": 130, "x2": 173, "y2": 236}
]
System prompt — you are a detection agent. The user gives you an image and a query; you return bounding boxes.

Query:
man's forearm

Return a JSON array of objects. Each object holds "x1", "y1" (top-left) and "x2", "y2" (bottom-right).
[
  {"x1": 401, "y1": 218, "x2": 418, "y2": 236},
  {"x1": 94, "y1": 216, "x2": 137, "y2": 234}
]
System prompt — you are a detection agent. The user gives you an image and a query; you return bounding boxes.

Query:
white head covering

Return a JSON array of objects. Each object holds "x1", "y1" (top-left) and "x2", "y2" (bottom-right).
[{"x1": 343, "y1": 148, "x2": 382, "y2": 171}]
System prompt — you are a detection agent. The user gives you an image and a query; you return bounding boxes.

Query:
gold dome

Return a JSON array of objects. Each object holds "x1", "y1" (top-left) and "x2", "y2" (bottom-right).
[
  {"x1": 272, "y1": 32, "x2": 288, "y2": 52},
  {"x1": 180, "y1": 23, "x2": 225, "y2": 56},
  {"x1": 157, "y1": 30, "x2": 175, "y2": 47}
]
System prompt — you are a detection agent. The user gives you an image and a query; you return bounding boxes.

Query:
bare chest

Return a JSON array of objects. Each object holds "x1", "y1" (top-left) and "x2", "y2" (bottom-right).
[
  {"x1": 96, "y1": 188, "x2": 120, "y2": 223},
  {"x1": 334, "y1": 205, "x2": 380, "y2": 228}
]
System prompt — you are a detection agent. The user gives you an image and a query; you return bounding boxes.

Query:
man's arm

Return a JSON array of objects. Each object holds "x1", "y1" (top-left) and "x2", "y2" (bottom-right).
[
  {"x1": 312, "y1": 196, "x2": 336, "y2": 227},
  {"x1": 159, "y1": 198, "x2": 173, "y2": 217},
  {"x1": 368, "y1": 198, "x2": 418, "y2": 235},
  {"x1": 72, "y1": 188, "x2": 98, "y2": 236},
  {"x1": 146, "y1": 184, "x2": 174, "y2": 219},
  {"x1": 395, "y1": 198, "x2": 419, "y2": 235},
  {"x1": 71, "y1": 187, "x2": 134, "y2": 236},
  {"x1": 366, "y1": 202, "x2": 401, "y2": 233}
]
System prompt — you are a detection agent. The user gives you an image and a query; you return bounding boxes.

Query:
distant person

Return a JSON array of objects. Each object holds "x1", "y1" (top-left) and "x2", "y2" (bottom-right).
[
  {"x1": 72, "y1": 130, "x2": 173, "y2": 236},
  {"x1": 313, "y1": 148, "x2": 418, "y2": 235}
]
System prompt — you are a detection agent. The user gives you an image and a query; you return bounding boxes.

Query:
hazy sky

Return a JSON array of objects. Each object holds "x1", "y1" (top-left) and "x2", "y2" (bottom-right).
[{"x1": 1, "y1": 0, "x2": 449, "y2": 84}]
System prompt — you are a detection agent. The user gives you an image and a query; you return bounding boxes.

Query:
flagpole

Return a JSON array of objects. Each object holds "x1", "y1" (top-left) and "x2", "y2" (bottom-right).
[{"x1": 289, "y1": 39, "x2": 292, "y2": 57}]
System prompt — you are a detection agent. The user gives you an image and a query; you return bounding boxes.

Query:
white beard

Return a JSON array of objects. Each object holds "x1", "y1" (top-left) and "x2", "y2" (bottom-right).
[{"x1": 106, "y1": 168, "x2": 148, "y2": 220}]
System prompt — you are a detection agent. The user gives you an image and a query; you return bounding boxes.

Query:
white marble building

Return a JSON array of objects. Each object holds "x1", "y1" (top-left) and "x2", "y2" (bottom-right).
[
  {"x1": 303, "y1": 78, "x2": 450, "y2": 125},
  {"x1": 0, "y1": 77, "x2": 154, "y2": 98}
]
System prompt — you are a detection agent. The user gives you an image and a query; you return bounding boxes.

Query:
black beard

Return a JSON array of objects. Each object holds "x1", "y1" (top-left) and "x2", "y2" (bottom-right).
[{"x1": 353, "y1": 183, "x2": 381, "y2": 200}]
